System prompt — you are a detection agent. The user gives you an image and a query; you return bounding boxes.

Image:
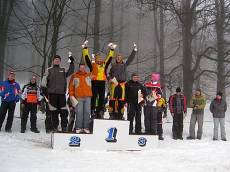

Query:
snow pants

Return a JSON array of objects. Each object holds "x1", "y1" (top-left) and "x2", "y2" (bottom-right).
[
  {"x1": 0, "y1": 101, "x2": 16, "y2": 131},
  {"x1": 21, "y1": 103, "x2": 38, "y2": 131}
]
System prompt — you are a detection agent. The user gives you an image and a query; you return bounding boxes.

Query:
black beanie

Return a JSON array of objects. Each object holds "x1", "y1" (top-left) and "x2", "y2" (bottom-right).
[
  {"x1": 131, "y1": 73, "x2": 138, "y2": 77},
  {"x1": 176, "y1": 87, "x2": 181, "y2": 93},
  {"x1": 53, "y1": 55, "x2": 61, "y2": 61},
  {"x1": 217, "y1": 91, "x2": 223, "y2": 97}
]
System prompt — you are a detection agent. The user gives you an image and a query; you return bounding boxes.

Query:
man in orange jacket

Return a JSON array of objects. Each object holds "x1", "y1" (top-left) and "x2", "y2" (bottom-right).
[{"x1": 69, "y1": 63, "x2": 92, "y2": 134}]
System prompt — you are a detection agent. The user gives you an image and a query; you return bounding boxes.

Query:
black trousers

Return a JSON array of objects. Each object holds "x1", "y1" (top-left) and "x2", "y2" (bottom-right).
[
  {"x1": 91, "y1": 81, "x2": 106, "y2": 115},
  {"x1": 144, "y1": 106, "x2": 158, "y2": 135},
  {"x1": 0, "y1": 101, "x2": 16, "y2": 131},
  {"x1": 48, "y1": 94, "x2": 68, "y2": 130},
  {"x1": 127, "y1": 103, "x2": 142, "y2": 134},
  {"x1": 172, "y1": 113, "x2": 183, "y2": 139},
  {"x1": 21, "y1": 103, "x2": 38, "y2": 130},
  {"x1": 157, "y1": 112, "x2": 163, "y2": 136}
]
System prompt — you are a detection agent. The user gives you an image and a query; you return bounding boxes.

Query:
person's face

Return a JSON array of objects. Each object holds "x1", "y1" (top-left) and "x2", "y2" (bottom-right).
[
  {"x1": 176, "y1": 92, "x2": 181, "y2": 95},
  {"x1": 132, "y1": 75, "x2": 139, "y2": 82},
  {"x1": 31, "y1": 78, "x2": 36, "y2": 84},
  {"x1": 53, "y1": 58, "x2": 61, "y2": 65},
  {"x1": 8, "y1": 74, "x2": 15, "y2": 81},
  {"x1": 216, "y1": 95, "x2": 222, "y2": 100},
  {"x1": 79, "y1": 65, "x2": 85, "y2": 72},
  {"x1": 96, "y1": 57, "x2": 103, "y2": 65},
  {"x1": 116, "y1": 55, "x2": 122, "y2": 63},
  {"x1": 195, "y1": 90, "x2": 201, "y2": 96}
]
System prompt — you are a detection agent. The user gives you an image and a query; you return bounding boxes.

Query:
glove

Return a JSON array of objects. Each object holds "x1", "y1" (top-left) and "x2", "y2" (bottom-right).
[
  {"x1": 68, "y1": 56, "x2": 74, "y2": 64},
  {"x1": 133, "y1": 42, "x2": 138, "y2": 51},
  {"x1": 82, "y1": 40, "x2": 88, "y2": 48},
  {"x1": 37, "y1": 101, "x2": 42, "y2": 106},
  {"x1": 91, "y1": 54, "x2": 95, "y2": 63},
  {"x1": 183, "y1": 112, "x2": 187, "y2": 119},
  {"x1": 108, "y1": 43, "x2": 117, "y2": 50},
  {"x1": 171, "y1": 113, "x2": 174, "y2": 117}
]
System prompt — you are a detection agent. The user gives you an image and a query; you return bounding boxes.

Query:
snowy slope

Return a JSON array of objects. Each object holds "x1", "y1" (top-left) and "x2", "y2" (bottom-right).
[{"x1": 0, "y1": 104, "x2": 230, "y2": 172}]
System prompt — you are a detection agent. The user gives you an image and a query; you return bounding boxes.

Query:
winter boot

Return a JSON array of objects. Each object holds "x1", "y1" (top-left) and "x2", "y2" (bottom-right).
[{"x1": 31, "y1": 128, "x2": 40, "y2": 133}]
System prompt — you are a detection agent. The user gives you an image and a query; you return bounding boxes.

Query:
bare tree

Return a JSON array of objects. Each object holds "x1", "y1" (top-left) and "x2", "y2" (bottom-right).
[{"x1": 0, "y1": 0, "x2": 15, "y2": 80}]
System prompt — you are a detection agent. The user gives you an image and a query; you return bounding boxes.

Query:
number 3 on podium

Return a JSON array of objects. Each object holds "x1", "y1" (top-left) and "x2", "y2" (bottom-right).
[{"x1": 105, "y1": 127, "x2": 117, "y2": 142}]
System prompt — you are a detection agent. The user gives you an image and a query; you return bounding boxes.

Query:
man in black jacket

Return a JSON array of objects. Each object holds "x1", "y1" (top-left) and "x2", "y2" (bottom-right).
[
  {"x1": 125, "y1": 73, "x2": 145, "y2": 134},
  {"x1": 41, "y1": 55, "x2": 74, "y2": 132},
  {"x1": 21, "y1": 76, "x2": 43, "y2": 133}
]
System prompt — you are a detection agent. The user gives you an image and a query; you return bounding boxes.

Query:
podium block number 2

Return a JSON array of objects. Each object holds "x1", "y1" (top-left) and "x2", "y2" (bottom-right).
[{"x1": 105, "y1": 127, "x2": 117, "y2": 142}]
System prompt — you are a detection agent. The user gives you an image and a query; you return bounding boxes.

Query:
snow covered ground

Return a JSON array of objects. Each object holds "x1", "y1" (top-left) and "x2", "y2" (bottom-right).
[{"x1": 0, "y1": 103, "x2": 230, "y2": 172}]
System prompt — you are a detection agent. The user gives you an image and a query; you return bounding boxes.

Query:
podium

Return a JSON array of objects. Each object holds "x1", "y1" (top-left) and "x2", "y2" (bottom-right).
[{"x1": 51, "y1": 119, "x2": 158, "y2": 151}]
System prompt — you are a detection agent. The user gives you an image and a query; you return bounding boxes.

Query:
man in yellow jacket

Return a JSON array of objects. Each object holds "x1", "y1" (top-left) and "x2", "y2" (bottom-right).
[
  {"x1": 82, "y1": 41, "x2": 116, "y2": 119},
  {"x1": 69, "y1": 63, "x2": 92, "y2": 134}
]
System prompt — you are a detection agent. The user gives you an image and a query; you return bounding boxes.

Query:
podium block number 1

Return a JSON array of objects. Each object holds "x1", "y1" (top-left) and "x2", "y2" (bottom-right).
[{"x1": 105, "y1": 127, "x2": 117, "y2": 142}]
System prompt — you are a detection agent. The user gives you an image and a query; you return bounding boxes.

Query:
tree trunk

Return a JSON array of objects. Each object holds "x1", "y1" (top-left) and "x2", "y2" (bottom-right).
[
  {"x1": 93, "y1": 0, "x2": 101, "y2": 53},
  {"x1": 215, "y1": 0, "x2": 225, "y2": 94},
  {"x1": 181, "y1": 0, "x2": 194, "y2": 101},
  {"x1": 0, "y1": 0, "x2": 14, "y2": 80},
  {"x1": 159, "y1": 6, "x2": 165, "y2": 93}
]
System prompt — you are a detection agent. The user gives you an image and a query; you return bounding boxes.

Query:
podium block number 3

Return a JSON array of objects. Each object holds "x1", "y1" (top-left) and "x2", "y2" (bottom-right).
[{"x1": 105, "y1": 127, "x2": 117, "y2": 142}]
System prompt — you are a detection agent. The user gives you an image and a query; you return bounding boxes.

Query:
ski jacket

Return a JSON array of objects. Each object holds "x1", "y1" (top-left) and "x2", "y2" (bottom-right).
[
  {"x1": 0, "y1": 80, "x2": 20, "y2": 103},
  {"x1": 69, "y1": 71, "x2": 92, "y2": 98},
  {"x1": 109, "y1": 50, "x2": 136, "y2": 82},
  {"x1": 21, "y1": 83, "x2": 43, "y2": 104},
  {"x1": 190, "y1": 95, "x2": 206, "y2": 114},
  {"x1": 83, "y1": 47, "x2": 114, "y2": 81},
  {"x1": 210, "y1": 98, "x2": 227, "y2": 118},
  {"x1": 41, "y1": 64, "x2": 74, "y2": 94},
  {"x1": 169, "y1": 94, "x2": 187, "y2": 114},
  {"x1": 125, "y1": 80, "x2": 145, "y2": 104}
]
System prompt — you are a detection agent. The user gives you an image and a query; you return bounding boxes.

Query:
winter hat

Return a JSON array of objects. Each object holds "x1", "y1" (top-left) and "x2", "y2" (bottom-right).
[
  {"x1": 131, "y1": 73, "x2": 138, "y2": 77},
  {"x1": 53, "y1": 55, "x2": 61, "y2": 61},
  {"x1": 196, "y1": 88, "x2": 201, "y2": 92},
  {"x1": 217, "y1": 91, "x2": 223, "y2": 97},
  {"x1": 8, "y1": 71, "x2": 15, "y2": 76},
  {"x1": 31, "y1": 75, "x2": 37, "y2": 81},
  {"x1": 95, "y1": 53, "x2": 102, "y2": 61},
  {"x1": 151, "y1": 73, "x2": 160, "y2": 82},
  {"x1": 176, "y1": 87, "x2": 181, "y2": 93}
]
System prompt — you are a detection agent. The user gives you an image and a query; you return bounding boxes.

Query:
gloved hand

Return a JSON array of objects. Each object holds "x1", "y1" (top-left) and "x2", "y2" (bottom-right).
[
  {"x1": 21, "y1": 99, "x2": 26, "y2": 104},
  {"x1": 133, "y1": 42, "x2": 138, "y2": 51},
  {"x1": 183, "y1": 112, "x2": 187, "y2": 119},
  {"x1": 37, "y1": 101, "x2": 42, "y2": 106},
  {"x1": 108, "y1": 43, "x2": 117, "y2": 50},
  {"x1": 82, "y1": 40, "x2": 88, "y2": 48},
  {"x1": 91, "y1": 54, "x2": 95, "y2": 63},
  {"x1": 68, "y1": 56, "x2": 75, "y2": 64}
]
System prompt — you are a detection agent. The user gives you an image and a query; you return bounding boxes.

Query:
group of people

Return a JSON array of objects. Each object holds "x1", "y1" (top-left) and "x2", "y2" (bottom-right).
[{"x1": 0, "y1": 41, "x2": 228, "y2": 141}]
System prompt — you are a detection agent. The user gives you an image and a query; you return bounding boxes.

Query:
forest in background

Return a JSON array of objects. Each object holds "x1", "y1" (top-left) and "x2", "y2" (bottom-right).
[{"x1": 1, "y1": 0, "x2": 230, "y2": 101}]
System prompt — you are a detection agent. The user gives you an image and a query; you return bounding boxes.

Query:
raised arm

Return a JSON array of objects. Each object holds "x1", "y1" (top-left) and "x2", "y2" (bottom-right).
[
  {"x1": 66, "y1": 63, "x2": 75, "y2": 78},
  {"x1": 105, "y1": 43, "x2": 116, "y2": 69},
  {"x1": 125, "y1": 43, "x2": 137, "y2": 66},
  {"x1": 81, "y1": 40, "x2": 92, "y2": 71}
]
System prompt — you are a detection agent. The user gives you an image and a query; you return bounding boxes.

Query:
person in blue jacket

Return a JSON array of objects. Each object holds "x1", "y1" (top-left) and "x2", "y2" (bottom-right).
[{"x1": 0, "y1": 71, "x2": 21, "y2": 132}]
